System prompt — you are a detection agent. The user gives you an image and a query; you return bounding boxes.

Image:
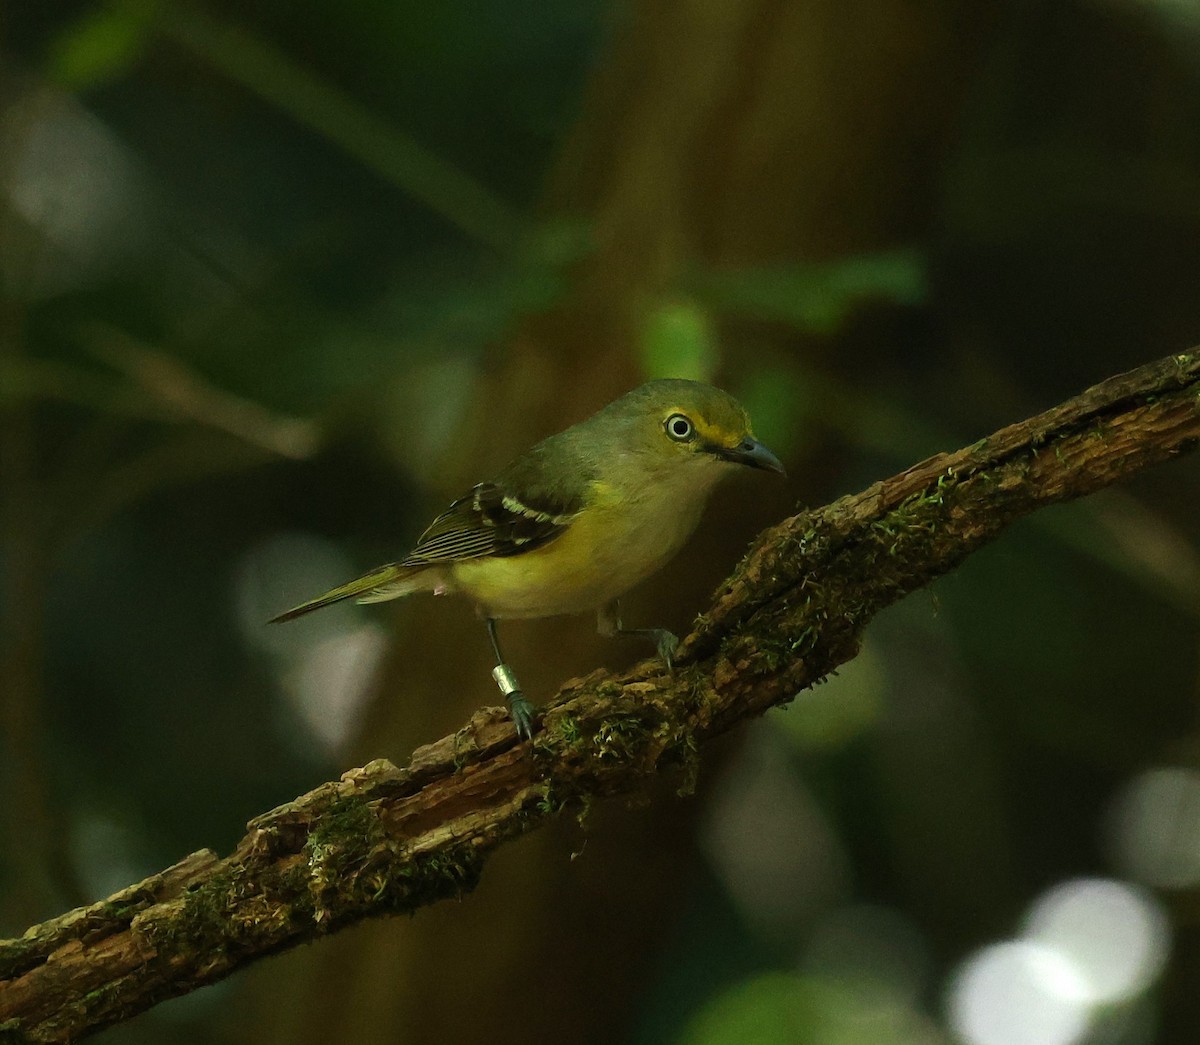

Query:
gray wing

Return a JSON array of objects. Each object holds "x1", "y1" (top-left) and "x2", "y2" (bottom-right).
[{"x1": 402, "y1": 480, "x2": 581, "y2": 566}]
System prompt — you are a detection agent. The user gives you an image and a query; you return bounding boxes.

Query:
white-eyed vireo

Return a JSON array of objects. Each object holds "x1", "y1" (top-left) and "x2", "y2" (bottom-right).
[{"x1": 272, "y1": 379, "x2": 784, "y2": 737}]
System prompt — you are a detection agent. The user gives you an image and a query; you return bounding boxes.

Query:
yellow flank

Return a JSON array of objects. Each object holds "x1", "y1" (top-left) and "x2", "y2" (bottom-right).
[{"x1": 451, "y1": 474, "x2": 712, "y2": 619}]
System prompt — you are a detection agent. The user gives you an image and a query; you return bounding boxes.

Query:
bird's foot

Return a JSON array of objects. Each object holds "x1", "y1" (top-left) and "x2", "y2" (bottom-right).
[
  {"x1": 507, "y1": 690, "x2": 537, "y2": 740},
  {"x1": 597, "y1": 604, "x2": 679, "y2": 673},
  {"x1": 492, "y1": 661, "x2": 536, "y2": 740},
  {"x1": 647, "y1": 628, "x2": 679, "y2": 671}
]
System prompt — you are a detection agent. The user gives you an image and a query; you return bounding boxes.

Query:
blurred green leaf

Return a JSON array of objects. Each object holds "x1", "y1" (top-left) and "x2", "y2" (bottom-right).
[
  {"x1": 639, "y1": 299, "x2": 720, "y2": 381},
  {"x1": 734, "y1": 365, "x2": 810, "y2": 461},
  {"x1": 773, "y1": 642, "x2": 887, "y2": 753},
  {"x1": 155, "y1": 1, "x2": 524, "y2": 249},
  {"x1": 50, "y1": 0, "x2": 156, "y2": 89},
  {"x1": 689, "y1": 250, "x2": 927, "y2": 334},
  {"x1": 682, "y1": 972, "x2": 942, "y2": 1045},
  {"x1": 682, "y1": 973, "x2": 827, "y2": 1045},
  {"x1": 738, "y1": 360, "x2": 958, "y2": 466}
]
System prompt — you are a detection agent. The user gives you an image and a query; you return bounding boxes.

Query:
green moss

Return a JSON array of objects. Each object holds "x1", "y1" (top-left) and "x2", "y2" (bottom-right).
[
  {"x1": 0, "y1": 1019, "x2": 29, "y2": 1044},
  {"x1": 303, "y1": 797, "x2": 483, "y2": 925},
  {"x1": 680, "y1": 663, "x2": 714, "y2": 707},
  {"x1": 0, "y1": 938, "x2": 45, "y2": 982},
  {"x1": 573, "y1": 792, "x2": 594, "y2": 828},
  {"x1": 96, "y1": 893, "x2": 156, "y2": 925},
  {"x1": 655, "y1": 718, "x2": 701, "y2": 796},
  {"x1": 791, "y1": 625, "x2": 819, "y2": 654},
  {"x1": 151, "y1": 869, "x2": 245, "y2": 956},
  {"x1": 860, "y1": 483, "x2": 954, "y2": 561},
  {"x1": 304, "y1": 797, "x2": 393, "y2": 921},
  {"x1": 137, "y1": 794, "x2": 487, "y2": 960},
  {"x1": 531, "y1": 709, "x2": 589, "y2": 762},
  {"x1": 593, "y1": 715, "x2": 650, "y2": 763},
  {"x1": 306, "y1": 797, "x2": 386, "y2": 875},
  {"x1": 535, "y1": 780, "x2": 563, "y2": 816},
  {"x1": 81, "y1": 981, "x2": 125, "y2": 1012},
  {"x1": 556, "y1": 712, "x2": 581, "y2": 745}
]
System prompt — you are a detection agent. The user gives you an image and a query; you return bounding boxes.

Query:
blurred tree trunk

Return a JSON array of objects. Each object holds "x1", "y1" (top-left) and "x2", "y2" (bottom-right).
[{"x1": 234, "y1": 2, "x2": 1000, "y2": 1041}]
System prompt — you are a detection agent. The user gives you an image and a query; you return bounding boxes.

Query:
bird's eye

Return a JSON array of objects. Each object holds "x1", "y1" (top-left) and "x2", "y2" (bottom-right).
[{"x1": 664, "y1": 414, "x2": 695, "y2": 442}]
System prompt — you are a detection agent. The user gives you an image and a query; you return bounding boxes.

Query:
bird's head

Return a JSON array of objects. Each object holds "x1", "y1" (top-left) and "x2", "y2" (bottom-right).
[{"x1": 602, "y1": 379, "x2": 786, "y2": 480}]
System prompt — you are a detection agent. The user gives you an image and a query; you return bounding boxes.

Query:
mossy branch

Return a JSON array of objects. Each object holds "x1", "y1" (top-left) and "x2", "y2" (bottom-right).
[{"x1": 3, "y1": 350, "x2": 1200, "y2": 1042}]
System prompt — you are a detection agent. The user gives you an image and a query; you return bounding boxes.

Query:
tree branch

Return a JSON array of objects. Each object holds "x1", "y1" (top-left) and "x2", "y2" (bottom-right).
[{"x1": 3, "y1": 349, "x2": 1199, "y2": 1042}]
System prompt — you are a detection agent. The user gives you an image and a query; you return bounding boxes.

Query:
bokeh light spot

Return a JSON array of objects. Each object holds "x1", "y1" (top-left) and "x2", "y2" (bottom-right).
[
  {"x1": 1107, "y1": 766, "x2": 1200, "y2": 889},
  {"x1": 946, "y1": 941, "x2": 1089, "y2": 1045},
  {"x1": 1023, "y1": 878, "x2": 1169, "y2": 1006}
]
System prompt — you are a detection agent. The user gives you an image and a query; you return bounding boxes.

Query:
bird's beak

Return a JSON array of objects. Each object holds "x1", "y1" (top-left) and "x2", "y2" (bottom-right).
[{"x1": 715, "y1": 436, "x2": 786, "y2": 476}]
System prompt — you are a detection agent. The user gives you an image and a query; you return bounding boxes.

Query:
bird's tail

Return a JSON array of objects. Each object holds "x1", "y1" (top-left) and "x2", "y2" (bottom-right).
[{"x1": 269, "y1": 563, "x2": 434, "y2": 623}]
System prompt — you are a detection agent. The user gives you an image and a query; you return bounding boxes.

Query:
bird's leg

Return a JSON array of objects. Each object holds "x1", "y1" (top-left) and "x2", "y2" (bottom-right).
[
  {"x1": 486, "y1": 617, "x2": 535, "y2": 739},
  {"x1": 597, "y1": 600, "x2": 679, "y2": 670}
]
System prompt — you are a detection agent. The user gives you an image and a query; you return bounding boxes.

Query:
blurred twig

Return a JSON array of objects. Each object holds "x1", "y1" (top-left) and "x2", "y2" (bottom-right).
[
  {"x1": 154, "y1": 2, "x2": 525, "y2": 250},
  {"x1": 84, "y1": 325, "x2": 321, "y2": 460},
  {"x1": 2, "y1": 348, "x2": 1200, "y2": 1041},
  {"x1": 0, "y1": 325, "x2": 321, "y2": 556},
  {"x1": 0, "y1": 330, "x2": 322, "y2": 461}
]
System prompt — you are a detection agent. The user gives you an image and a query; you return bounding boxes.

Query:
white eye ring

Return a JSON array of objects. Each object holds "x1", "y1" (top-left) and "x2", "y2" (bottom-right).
[{"x1": 664, "y1": 414, "x2": 695, "y2": 442}]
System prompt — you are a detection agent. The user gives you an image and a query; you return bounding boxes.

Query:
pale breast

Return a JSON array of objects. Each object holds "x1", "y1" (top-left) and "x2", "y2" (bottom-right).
[{"x1": 449, "y1": 473, "x2": 716, "y2": 619}]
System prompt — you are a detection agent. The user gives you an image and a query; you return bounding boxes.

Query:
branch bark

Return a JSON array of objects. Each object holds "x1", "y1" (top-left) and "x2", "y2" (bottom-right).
[{"x1": 3, "y1": 349, "x2": 1200, "y2": 1042}]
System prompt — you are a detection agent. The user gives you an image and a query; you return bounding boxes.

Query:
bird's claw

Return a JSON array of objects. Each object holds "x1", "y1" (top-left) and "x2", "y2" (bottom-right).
[
  {"x1": 650, "y1": 629, "x2": 679, "y2": 671},
  {"x1": 507, "y1": 690, "x2": 536, "y2": 740}
]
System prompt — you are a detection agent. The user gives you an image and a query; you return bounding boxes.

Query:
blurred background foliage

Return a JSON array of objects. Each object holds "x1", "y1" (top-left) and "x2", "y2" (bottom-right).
[{"x1": 3, "y1": 0, "x2": 1200, "y2": 1042}]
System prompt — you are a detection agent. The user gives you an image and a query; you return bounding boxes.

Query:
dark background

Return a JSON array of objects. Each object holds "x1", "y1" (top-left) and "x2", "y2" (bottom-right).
[{"x1": 3, "y1": 1, "x2": 1200, "y2": 1042}]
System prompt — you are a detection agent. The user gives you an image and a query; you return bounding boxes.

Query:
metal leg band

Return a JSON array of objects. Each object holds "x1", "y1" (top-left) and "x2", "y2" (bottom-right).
[{"x1": 492, "y1": 663, "x2": 521, "y2": 697}]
